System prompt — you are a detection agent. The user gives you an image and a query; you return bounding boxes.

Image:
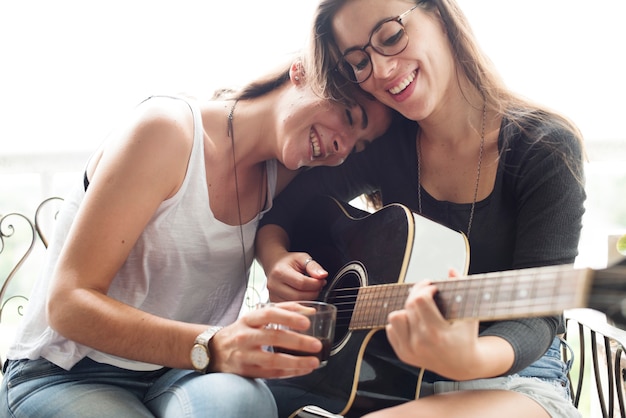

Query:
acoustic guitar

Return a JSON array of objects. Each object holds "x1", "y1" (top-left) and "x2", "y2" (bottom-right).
[{"x1": 267, "y1": 196, "x2": 626, "y2": 418}]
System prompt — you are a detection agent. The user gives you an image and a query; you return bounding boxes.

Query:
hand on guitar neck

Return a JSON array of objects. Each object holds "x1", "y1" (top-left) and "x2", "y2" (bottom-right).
[{"x1": 287, "y1": 197, "x2": 626, "y2": 328}]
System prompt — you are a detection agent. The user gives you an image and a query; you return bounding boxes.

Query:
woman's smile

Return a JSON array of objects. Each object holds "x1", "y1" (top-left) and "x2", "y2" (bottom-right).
[
  {"x1": 309, "y1": 127, "x2": 322, "y2": 158},
  {"x1": 389, "y1": 69, "x2": 417, "y2": 95}
]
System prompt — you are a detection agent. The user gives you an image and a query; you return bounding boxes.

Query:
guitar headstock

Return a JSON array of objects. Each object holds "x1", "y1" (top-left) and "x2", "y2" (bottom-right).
[{"x1": 588, "y1": 255, "x2": 626, "y2": 330}]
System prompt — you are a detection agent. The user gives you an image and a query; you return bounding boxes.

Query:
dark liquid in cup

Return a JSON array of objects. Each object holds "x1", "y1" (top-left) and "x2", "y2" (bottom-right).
[{"x1": 274, "y1": 337, "x2": 332, "y2": 362}]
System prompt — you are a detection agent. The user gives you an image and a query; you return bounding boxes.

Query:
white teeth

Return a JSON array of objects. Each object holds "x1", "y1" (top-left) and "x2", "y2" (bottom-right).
[
  {"x1": 310, "y1": 128, "x2": 321, "y2": 158},
  {"x1": 389, "y1": 70, "x2": 416, "y2": 95}
]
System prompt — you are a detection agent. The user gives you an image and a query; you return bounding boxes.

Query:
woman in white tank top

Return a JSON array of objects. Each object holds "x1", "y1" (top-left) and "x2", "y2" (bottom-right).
[{"x1": 0, "y1": 56, "x2": 391, "y2": 418}]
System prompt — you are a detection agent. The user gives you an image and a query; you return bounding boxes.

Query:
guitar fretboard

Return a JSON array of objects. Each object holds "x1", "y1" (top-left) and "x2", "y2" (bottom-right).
[{"x1": 350, "y1": 265, "x2": 593, "y2": 329}]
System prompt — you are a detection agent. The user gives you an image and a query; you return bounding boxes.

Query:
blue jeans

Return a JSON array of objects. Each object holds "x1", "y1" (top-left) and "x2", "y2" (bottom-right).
[{"x1": 0, "y1": 357, "x2": 277, "y2": 418}]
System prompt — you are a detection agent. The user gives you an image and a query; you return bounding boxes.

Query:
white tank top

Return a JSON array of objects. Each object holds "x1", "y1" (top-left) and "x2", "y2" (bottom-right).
[{"x1": 7, "y1": 96, "x2": 277, "y2": 371}]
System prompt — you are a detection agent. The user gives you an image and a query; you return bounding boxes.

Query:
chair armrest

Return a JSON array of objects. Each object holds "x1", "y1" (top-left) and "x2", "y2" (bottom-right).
[{"x1": 563, "y1": 308, "x2": 626, "y2": 418}]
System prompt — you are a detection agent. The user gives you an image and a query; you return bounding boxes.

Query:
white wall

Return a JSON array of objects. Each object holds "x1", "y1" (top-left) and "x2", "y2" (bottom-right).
[
  {"x1": 1, "y1": 0, "x2": 624, "y2": 156},
  {"x1": 0, "y1": 0, "x2": 318, "y2": 155},
  {"x1": 1, "y1": 1, "x2": 625, "y2": 266}
]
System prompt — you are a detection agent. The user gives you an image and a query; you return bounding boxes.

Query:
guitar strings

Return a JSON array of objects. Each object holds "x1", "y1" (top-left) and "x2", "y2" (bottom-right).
[{"x1": 325, "y1": 271, "x2": 580, "y2": 327}]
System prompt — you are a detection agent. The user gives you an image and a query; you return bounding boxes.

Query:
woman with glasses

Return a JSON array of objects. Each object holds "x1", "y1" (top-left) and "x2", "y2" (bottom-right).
[
  {"x1": 256, "y1": 1, "x2": 585, "y2": 417},
  {"x1": 0, "y1": 57, "x2": 391, "y2": 418}
]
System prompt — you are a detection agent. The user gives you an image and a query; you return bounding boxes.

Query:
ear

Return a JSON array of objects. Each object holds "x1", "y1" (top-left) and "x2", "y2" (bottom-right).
[{"x1": 289, "y1": 60, "x2": 306, "y2": 85}]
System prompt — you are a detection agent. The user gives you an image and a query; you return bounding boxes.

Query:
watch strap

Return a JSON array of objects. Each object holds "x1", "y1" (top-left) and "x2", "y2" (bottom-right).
[
  {"x1": 192, "y1": 325, "x2": 223, "y2": 373},
  {"x1": 195, "y1": 325, "x2": 223, "y2": 347}
]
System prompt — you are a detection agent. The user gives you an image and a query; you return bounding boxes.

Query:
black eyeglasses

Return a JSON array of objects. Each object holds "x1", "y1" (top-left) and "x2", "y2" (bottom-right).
[{"x1": 336, "y1": 4, "x2": 419, "y2": 84}]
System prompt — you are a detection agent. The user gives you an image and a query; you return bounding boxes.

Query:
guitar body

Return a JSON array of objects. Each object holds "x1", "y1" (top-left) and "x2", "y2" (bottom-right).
[
  {"x1": 266, "y1": 197, "x2": 626, "y2": 417},
  {"x1": 267, "y1": 197, "x2": 469, "y2": 417}
]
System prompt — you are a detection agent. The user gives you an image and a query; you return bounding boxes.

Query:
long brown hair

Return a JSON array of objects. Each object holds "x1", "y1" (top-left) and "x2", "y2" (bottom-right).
[{"x1": 308, "y1": 0, "x2": 586, "y2": 180}]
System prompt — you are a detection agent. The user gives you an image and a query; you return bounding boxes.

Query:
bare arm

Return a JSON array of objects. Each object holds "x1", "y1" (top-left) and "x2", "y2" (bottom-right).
[
  {"x1": 47, "y1": 98, "x2": 196, "y2": 367},
  {"x1": 47, "y1": 99, "x2": 321, "y2": 377}
]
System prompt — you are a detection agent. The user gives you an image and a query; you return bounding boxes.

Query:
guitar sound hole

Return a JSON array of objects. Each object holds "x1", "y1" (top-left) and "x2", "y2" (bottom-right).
[{"x1": 324, "y1": 262, "x2": 366, "y2": 349}]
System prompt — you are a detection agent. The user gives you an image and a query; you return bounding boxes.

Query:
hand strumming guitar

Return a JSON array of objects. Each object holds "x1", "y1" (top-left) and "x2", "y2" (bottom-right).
[{"x1": 256, "y1": 224, "x2": 328, "y2": 302}]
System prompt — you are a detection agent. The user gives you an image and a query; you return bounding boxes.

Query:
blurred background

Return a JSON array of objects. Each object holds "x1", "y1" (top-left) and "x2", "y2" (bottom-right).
[
  {"x1": 1, "y1": 0, "x2": 625, "y2": 266},
  {"x1": 1, "y1": 3, "x2": 625, "y2": 413}
]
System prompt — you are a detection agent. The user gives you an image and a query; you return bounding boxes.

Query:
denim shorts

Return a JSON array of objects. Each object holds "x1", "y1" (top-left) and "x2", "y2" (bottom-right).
[
  {"x1": 428, "y1": 338, "x2": 582, "y2": 418},
  {"x1": 431, "y1": 375, "x2": 581, "y2": 418}
]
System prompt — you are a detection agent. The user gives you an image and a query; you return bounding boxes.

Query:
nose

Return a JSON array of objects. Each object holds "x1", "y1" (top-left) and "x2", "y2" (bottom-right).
[
  {"x1": 369, "y1": 52, "x2": 396, "y2": 80},
  {"x1": 331, "y1": 134, "x2": 355, "y2": 160}
]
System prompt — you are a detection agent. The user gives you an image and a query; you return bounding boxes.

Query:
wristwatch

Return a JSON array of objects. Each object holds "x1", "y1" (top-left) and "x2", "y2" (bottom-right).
[{"x1": 190, "y1": 326, "x2": 223, "y2": 373}]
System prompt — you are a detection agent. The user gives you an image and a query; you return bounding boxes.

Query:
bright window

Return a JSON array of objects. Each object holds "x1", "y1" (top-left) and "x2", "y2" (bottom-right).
[{"x1": 1, "y1": 0, "x2": 624, "y2": 266}]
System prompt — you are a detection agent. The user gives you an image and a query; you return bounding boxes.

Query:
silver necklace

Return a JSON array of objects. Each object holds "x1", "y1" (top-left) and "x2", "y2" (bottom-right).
[
  {"x1": 417, "y1": 102, "x2": 486, "y2": 238},
  {"x1": 227, "y1": 100, "x2": 265, "y2": 309}
]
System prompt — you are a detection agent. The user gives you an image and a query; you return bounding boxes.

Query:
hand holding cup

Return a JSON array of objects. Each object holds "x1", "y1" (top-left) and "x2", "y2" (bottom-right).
[{"x1": 258, "y1": 301, "x2": 336, "y2": 366}]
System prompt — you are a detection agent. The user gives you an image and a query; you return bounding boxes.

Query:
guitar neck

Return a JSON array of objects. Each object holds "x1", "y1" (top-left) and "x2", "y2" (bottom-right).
[{"x1": 350, "y1": 265, "x2": 593, "y2": 329}]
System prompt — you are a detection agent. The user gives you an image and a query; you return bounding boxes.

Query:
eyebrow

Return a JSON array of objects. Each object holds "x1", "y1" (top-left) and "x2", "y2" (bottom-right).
[
  {"x1": 359, "y1": 103, "x2": 369, "y2": 129},
  {"x1": 342, "y1": 14, "x2": 400, "y2": 54}
]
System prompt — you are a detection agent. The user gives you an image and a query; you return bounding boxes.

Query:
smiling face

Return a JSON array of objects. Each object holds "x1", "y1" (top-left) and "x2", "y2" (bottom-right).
[
  {"x1": 278, "y1": 80, "x2": 392, "y2": 170},
  {"x1": 331, "y1": 0, "x2": 457, "y2": 122}
]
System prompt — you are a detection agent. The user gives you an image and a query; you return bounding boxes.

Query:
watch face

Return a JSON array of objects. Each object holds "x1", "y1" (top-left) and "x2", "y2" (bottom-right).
[{"x1": 191, "y1": 344, "x2": 209, "y2": 370}]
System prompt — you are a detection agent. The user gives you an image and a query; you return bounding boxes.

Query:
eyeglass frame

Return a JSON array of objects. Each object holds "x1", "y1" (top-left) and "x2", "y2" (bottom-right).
[{"x1": 335, "y1": 3, "x2": 420, "y2": 84}]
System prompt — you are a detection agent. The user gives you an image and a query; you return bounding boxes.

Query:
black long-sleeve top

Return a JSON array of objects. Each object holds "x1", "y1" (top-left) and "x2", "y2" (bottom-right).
[{"x1": 260, "y1": 112, "x2": 586, "y2": 375}]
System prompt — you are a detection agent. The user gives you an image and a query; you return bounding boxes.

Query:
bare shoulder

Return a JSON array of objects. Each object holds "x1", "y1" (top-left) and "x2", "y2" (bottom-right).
[
  {"x1": 131, "y1": 96, "x2": 195, "y2": 147},
  {"x1": 96, "y1": 96, "x2": 196, "y2": 159},
  {"x1": 90, "y1": 96, "x2": 198, "y2": 200}
]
